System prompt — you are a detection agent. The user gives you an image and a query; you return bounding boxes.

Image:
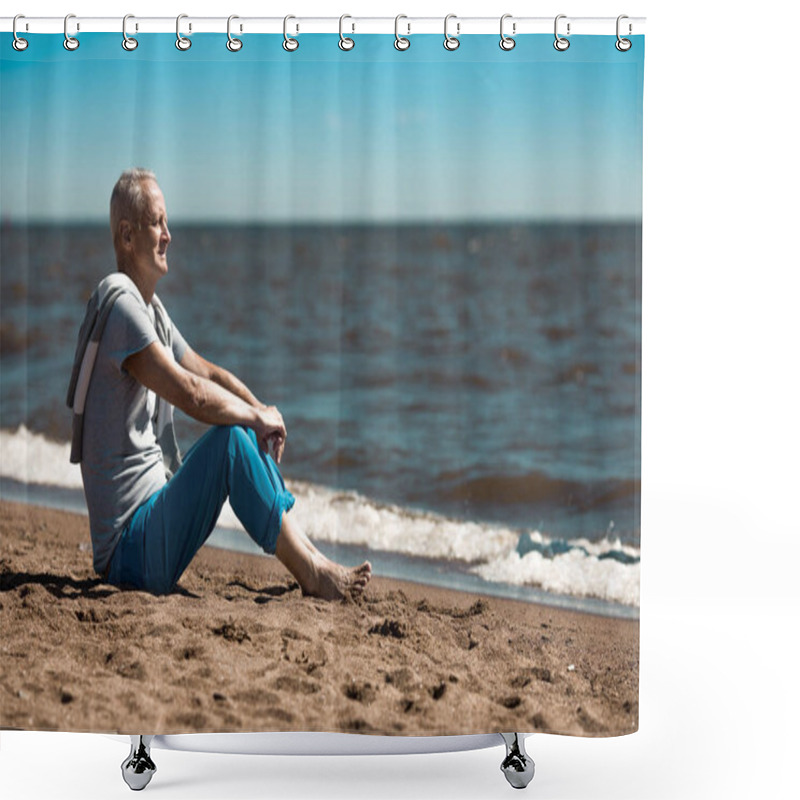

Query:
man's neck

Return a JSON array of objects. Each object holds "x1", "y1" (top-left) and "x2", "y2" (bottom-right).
[{"x1": 117, "y1": 266, "x2": 155, "y2": 305}]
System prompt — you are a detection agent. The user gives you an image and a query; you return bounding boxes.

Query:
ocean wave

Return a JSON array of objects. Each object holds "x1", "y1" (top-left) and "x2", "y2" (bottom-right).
[
  {"x1": 0, "y1": 425, "x2": 639, "y2": 607},
  {"x1": 436, "y1": 469, "x2": 640, "y2": 512},
  {"x1": 471, "y1": 530, "x2": 640, "y2": 607},
  {"x1": 276, "y1": 483, "x2": 520, "y2": 564},
  {"x1": 0, "y1": 425, "x2": 83, "y2": 489}
]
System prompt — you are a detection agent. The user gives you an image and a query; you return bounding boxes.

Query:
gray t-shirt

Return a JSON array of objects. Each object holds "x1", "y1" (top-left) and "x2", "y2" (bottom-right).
[{"x1": 80, "y1": 288, "x2": 188, "y2": 575}]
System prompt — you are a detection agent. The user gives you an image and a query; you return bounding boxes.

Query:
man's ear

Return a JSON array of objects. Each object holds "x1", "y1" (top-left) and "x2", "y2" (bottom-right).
[{"x1": 118, "y1": 219, "x2": 134, "y2": 249}]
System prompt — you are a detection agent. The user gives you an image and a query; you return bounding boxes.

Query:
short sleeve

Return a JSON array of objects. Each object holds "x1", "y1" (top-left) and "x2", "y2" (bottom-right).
[
  {"x1": 104, "y1": 293, "x2": 159, "y2": 374},
  {"x1": 171, "y1": 320, "x2": 189, "y2": 364}
]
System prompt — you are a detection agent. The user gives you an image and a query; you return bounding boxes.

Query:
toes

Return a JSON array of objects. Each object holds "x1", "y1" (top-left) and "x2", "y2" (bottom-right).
[{"x1": 354, "y1": 562, "x2": 372, "y2": 577}]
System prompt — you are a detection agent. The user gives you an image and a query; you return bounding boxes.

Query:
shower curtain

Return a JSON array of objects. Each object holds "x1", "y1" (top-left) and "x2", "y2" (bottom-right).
[{"x1": 0, "y1": 22, "x2": 643, "y2": 739}]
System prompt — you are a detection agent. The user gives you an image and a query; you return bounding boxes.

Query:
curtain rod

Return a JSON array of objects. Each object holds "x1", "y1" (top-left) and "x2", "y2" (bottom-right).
[{"x1": 1, "y1": 16, "x2": 645, "y2": 37}]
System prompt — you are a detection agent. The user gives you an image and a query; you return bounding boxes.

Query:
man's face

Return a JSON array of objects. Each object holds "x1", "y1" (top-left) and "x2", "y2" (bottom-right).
[{"x1": 130, "y1": 180, "x2": 171, "y2": 280}]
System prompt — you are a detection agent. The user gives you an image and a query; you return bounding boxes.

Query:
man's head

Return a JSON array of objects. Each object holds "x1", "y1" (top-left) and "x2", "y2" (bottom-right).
[{"x1": 110, "y1": 168, "x2": 171, "y2": 288}]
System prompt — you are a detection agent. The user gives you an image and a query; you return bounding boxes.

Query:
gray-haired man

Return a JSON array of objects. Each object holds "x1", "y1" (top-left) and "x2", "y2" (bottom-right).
[{"x1": 69, "y1": 168, "x2": 371, "y2": 598}]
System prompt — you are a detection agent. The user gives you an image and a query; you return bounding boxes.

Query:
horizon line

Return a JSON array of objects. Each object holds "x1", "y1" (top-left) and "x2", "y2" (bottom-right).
[{"x1": 2, "y1": 215, "x2": 643, "y2": 227}]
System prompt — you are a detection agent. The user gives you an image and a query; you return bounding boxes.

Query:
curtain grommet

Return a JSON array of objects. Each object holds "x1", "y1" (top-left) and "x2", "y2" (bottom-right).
[
  {"x1": 12, "y1": 15, "x2": 30, "y2": 51},
  {"x1": 444, "y1": 14, "x2": 460, "y2": 51},
  {"x1": 554, "y1": 14, "x2": 570, "y2": 51},
  {"x1": 283, "y1": 15, "x2": 299, "y2": 52},
  {"x1": 339, "y1": 15, "x2": 355, "y2": 51},
  {"x1": 394, "y1": 15, "x2": 410, "y2": 51},
  {"x1": 122, "y1": 14, "x2": 138, "y2": 51},
  {"x1": 176, "y1": 14, "x2": 192, "y2": 51},
  {"x1": 227, "y1": 15, "x2": 243, "y2": 52},
  {"x1": 615, "y1": 15, "x2": 632, "y2": 51},
  {"x1": 12, "y1": 15, "x2": 29, "y2": 51},
  {"x1": 499, "y1": 14, "x2": 516, "y2": 51},
  {"x1": 63, "y1": 14, "x2": 79, "y2": 51}
]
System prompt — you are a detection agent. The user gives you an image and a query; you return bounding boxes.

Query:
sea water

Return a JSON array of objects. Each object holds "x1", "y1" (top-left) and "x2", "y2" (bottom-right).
[{"x1": 0, "y1": 222, "x2": 641, "y2": 616}]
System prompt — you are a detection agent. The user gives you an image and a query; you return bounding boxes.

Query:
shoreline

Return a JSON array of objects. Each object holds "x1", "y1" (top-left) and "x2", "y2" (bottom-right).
[
  {"x1": 0, "y1": 500, "x2": 638, "y2": 737},
  {"x1": 0, "y1": 474, "x2": 640, "y2": 617}
]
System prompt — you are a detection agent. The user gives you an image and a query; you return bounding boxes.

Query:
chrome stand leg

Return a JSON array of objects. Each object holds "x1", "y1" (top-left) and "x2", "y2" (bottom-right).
[
  {"x1": 121, "y1": 735, "x2": 156, "y2": 791},
  {"x1": 500, "y1": 733, "x2": 535, "y2": 789}
]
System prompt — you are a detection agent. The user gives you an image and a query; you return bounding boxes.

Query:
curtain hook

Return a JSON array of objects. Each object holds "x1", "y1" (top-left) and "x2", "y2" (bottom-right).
[
  {"x1": 499, "y1": 14, "x2": 516, "y2": 51},
  {"x1": 339, "y1": 14, "x2": 355, "y2": 51},
  {"x1": 122, "y1": 14, "x2": 138, "y2": 51},
  {"x1": 176, "y1": 14, "x2": 191, "y2": 51},
  {"x1": 63, "y1": 13, "x2": 79, "y2": 51},
  {"x1": 554, "y1": 14, "x2": 570, "y2": 51},
  {"x1": 443, "y1": 14, "x2": 460, "y2": 51},
  {"x1": 283, "y1": 15, "x2": 299, "y2": 51},
  {"x1": 616, "y1": 15, "x2": 632, "y2": 51},
  {"x1": 394, "y1": 14, "x2": 410, "y2": 51},
  {"x1": 227, "y1": 15, "x2": 242, "y2": 51},
  {"x1": 12, "y1": 15, "x2": 29, "y2": 51}
]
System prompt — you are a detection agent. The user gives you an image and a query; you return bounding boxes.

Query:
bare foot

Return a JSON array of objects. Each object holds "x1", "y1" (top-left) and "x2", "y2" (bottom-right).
[{"x1": 305, "y1": 558, "x2": 372, "y2": 601}]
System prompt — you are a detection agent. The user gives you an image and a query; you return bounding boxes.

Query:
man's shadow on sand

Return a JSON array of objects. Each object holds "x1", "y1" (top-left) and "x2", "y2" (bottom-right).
[
  {"x1": 0, "y1": 571, "x2": 197, "y2": 600},
  {"x1": 1, "y1": 571, "x2": 297, "y2": 602}
]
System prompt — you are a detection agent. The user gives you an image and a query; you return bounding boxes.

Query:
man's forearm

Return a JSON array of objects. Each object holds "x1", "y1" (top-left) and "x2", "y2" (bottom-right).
[
  {"x1": 208, "y1": 364, "x2": 261, "y2": 408},
  {"x1": 181, "y1": 371, "x2": 260, "y2": 429}
]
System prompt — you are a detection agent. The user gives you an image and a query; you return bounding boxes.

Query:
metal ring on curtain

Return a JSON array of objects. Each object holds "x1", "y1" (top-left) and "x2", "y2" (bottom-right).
[
  {"x1": 176, "y1": 14, "x2": 191, "y2": 51},
  {"x1": 616, "y1": 15, "x2": 632, "y2": 51},
  {"x1": 394, "y1": 15, "x2": 410, "y2": 51},
  {"x1": 12, "y1": 15, "x2": 29, "y2": 51},
  {"x1": 63, "y1": 14, "x2": 79, "y2": 51},
  {"x1": 122, "y1": 15, "x2": 138, "y2": 51},
  {"x1": 339, "y1": 15, "x2": 355, "y2": 51},
  {"x1": 443, "y1": 14, "x2": 460, "y2": 51},
  {"x1": 499, "y1": 14, "x2": 516, "y2": 51},
  {"x1": 283, "y1": 15, "x2": 299, "y2": 51},
  {"x1": 227, "y1": 15, "x2": 243, "y2": 51},
  {"x1": 553, "y1": 14, "x2": 570, "y2": 51}
]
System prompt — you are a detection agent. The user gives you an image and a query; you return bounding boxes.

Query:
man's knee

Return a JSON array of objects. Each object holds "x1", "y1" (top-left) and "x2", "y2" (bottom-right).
[
  {"x1": 208, "y1": 424, "x2": 253, "y2": 450},
  {"x1": 221, "y1": 424, "x2": 258, "y2": 457}
]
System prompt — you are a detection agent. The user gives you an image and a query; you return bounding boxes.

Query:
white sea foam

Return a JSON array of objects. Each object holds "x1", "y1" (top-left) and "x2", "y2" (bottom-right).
[
  {"x1": 1, "y1": 425, "x2": 640, "y2": 607},
  {"x1": 471, "y1": 548, "x2": 640, "y2": 607},
  {"x1": 275, "y1": 482, "x2": 520, "y2": 564},
  {"x1": 0, "y1": 425, "x2": 83, "y2": 489}
]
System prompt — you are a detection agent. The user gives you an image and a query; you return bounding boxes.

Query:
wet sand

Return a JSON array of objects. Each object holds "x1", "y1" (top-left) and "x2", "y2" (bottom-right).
[{"x1": 0, "y1": 500, "x2": 638, "y2": 737}]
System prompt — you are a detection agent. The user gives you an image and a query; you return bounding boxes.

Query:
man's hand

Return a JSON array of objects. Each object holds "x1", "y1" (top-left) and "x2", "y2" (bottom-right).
[{"x1": 253, "y1": 405, "x2": 287, "y2": 463}]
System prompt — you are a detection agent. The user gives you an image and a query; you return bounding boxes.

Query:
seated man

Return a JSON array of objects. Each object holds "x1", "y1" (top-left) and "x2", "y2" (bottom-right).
[{"x1": 68, "y1": 168, "x2": 371, "y2": 599}]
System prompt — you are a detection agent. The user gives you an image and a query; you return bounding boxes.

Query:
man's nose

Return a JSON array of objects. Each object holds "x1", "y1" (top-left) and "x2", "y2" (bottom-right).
[{"x1": 162, "y1": 225, "x2": 171, "y2": 243}]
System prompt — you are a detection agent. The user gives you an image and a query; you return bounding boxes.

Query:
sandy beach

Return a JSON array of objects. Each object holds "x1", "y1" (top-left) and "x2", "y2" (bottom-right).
[{"x1": 0, "y1": 500, "x2": 638, "y2": 737}]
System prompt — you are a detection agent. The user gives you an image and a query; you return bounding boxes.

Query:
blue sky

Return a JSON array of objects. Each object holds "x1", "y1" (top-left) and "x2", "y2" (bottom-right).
[{"x1": 1, "y1": 33, "x2": 643, "y2": 222}]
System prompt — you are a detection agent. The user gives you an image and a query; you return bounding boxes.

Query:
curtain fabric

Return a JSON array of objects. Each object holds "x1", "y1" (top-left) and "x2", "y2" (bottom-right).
[{"x1": 0, "y1": 31, "x2": 643, "y2": 737}]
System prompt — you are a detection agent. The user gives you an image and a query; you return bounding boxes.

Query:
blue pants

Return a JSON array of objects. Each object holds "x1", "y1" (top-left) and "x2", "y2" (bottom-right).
[{"x1": 107, "y1": 425, "x2": 296, "y2": 595}]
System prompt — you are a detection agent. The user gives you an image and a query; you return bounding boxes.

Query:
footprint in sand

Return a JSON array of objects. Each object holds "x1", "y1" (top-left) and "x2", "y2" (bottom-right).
[
  {"x1": 275, "y1": 675, "x2": 321, "y2": 695},
  {"x1": 384, "y1": 667, "x2": 418, "y2": 692},
  {"x1": 339, "y1": 717, "x2": 375, "y2": 732},
  {"x1": 576, "y1": 704, "x2": 607, "y2": 734},
  {"x1": 74, "y1": 608, "x2": 118, "y2": 624},
  {"x1": 530, "y1": 712, "x2": 549, "y2": 730},
  {"x1": 429, "y1": 681, "x2": 447, "y2": 701},
  {"x1": 368, "y1": 618, "x2": 406, "y2": 639},
  {"x1": 281, "y1": 634, "x2": 327, "y2": 674},
  {"x1": 176, "y1": 644, "x2": 205, "y2": 661},
  {"x1": 343, "y1": 680, "x2": 377, "y2": 705},
  {"x1": 211, "y1": 620, "x2": 251, "y2": 643},
  {"x1": 510, "y1": 666, "x2": 552, "y2": 688},
  {"x1": 104, "y1": 648, "x2": 147, "y2": 680}
]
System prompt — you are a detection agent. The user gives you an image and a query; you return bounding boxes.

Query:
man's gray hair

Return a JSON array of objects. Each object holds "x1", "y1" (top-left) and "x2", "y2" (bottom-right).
[{"x1": 110, "y1": 168, "x2": 157, "y2": 250}]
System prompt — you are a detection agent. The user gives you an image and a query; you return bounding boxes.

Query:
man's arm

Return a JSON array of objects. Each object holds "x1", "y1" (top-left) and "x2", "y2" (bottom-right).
[
  {"x1": 124, "y1": 342, "x2": 285, "y2": 462},
  {"x1": 179, "y1": 345, "x2": 261, "y2": 408}
]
